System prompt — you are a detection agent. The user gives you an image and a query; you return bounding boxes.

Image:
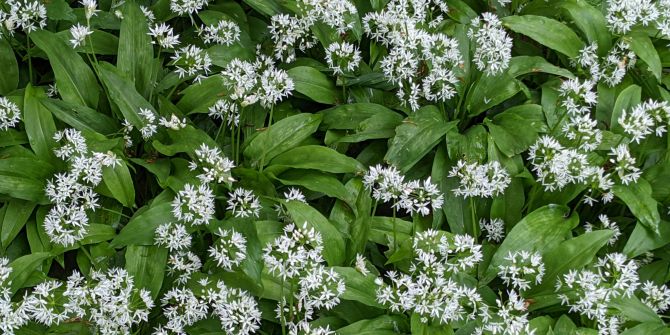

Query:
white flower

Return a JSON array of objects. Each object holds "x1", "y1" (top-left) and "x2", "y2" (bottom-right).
[
  {"x1": 449, "y1": 160, "x2": 511, "y2": 198},
  {"x1": 226, "y1": 188, "x2": 261, "y2": 218},
  {"x1": 263, "y1": 222, "x2": 324, "y2": 280},
  {"x1": 422, "y1": 67, "x2": 459, "y2": 103},
  {"x1": 528, "y1": 136, "x2": 593, "y2": 192},
  {"x1": 208, "y1": 228, "x2": 247, "y2": 270},
  {"x1": 609, "y1": 144, "x2": 640, "y2": 185},
  {"x1": 395, "y1": 177, "x2": 444, "y2": 216},
  {"x1": 160, "y1": 287, "x2": 208, "y2": 333},
  {"x1": 0, "y1": 97, "x2": 21, "y2": 130},
  {"x1": 355, "y1": 254, "x2": 370, "y2": 276},
  {"x1": 298, "y1": 0, "x2": 358, "y2": 34},
  {"x1": 24, "y1": 281, "x2": 68, "y2": 326},
  {"x1": 53, "y1": 128, "x2": 88, "y2": 160},
  {"x1": 167, "y1": 251, "x2": 202, "y2": 284},
  {"x1": 325, "y1": 41, "x2": 361, "y2": 75},
  {"x1": 80, "y1": 0, "x2": 98, "y2": 20},
  {"x1": 619, "y1": 99, "x2": 670, "y2": 143},
  {"x1": 43, "y1": 204, "x2": 89, "y2": 247},
  {"x1": 498, "y1": 250, "x2": 545, "y2": 291},
  {"x1": 138, "y1": 108, "x2": 158, "y2": 139},
  {"x1": 474, "y1": 291, "x2": 534, "y2": 335},
  {"x1": 158, "y1": 114, "x2": 187, "y2": 130},
  {"x1": 258, "y1": 67, "x2": 294, "y2": 108},
  {"x1": 558, "y1": 78, "x2": 597, "y2": 116},
  {"x1": 641, "y1": 281, "x2": 670, "y2": 313},
  {"x1": 584, "y1": 214, "x2": 621, "y2": 246},
  {"x1": 148, "y1": 23, "x2": 180, "y2": 49},
  {"x1": 208, "y1": 99, "x2": 240, "y2": 127},
  {"x1": 189, "y1": 143, "x2": 235, "y2": 184},
  {"x1": 606, "y1": 0, "x2": 658, "y2": 33},
  {"x1": 172, "y1": 183, "x2": 216, "y2": 225},
  {"x1": 171, "y1": 45, "x2": 212, "y2": 81},
  {"x1": 468, "y1": 13, "x2": 512, "y2": 76},
  {"x1": 268, "y1": 13, "x2": 315, "y2": 63},
  {"x1": 203, "y1": 281, "x2": 262, "y2": 335},
  {"x1": 363, "y1": 164, "x2": 405, "y2": 203},
  {"x1": 5, "y1": 0, "x2": 47, "y2": 34},
  {"x1": 601, "y1": 41, "x2": 636, "y2": 87},
  {"x1": 201, "y1": 19, "x2": 240, "y2": 46},
  {"x1": 154, "y1": 222, "x2": 191, "y2": 251},
  {"x1": 297, "y1": 264, "x2": 346, "y2": 312},
  {"x1": 170, "y1": 0, "x2": 209, "y2": 16},
  {"x1": 284, "y1": 187, "x2": 306, "y2": 202},
  {"x1": 481, "y1": 218, "x2": 505, "y2": 243},
  {"x1": 69, "y1": 23, "x2": 92, "y2": 48}
]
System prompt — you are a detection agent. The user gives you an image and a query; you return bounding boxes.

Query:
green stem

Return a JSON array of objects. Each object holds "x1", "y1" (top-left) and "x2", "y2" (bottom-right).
[
  {"x1": 100, "y1": 207, "x2": 131, "y2": 219},
  {"x1": 470, "y1": 197, "x2": 478, "y2": 243},
  {"x1": 79, "y1": 243, "x2": 95, "y2": 268},
  {"x1": 280, "y1": 277, "x2": 286, "y2": 335},
  {"x1": 392, "y1": 205, "x2": 397, "y2": 251},
  {"x1": 259, "y1": 105, "x2": 274, "y2": 172},
  {"x1": 26, "y1": 34, "x2": 33, "y2": 85}
]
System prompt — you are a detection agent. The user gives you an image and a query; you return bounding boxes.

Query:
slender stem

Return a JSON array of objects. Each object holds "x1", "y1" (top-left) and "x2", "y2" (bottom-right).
[
  {"x1": 79, "y1": 244, "x2": 95, "y2": 268},
  {"x1": 214, "y1": 116, "x2": 227, "y2": 145},
  {"x1": 280, "y1": 277, "x2": 286, "y2": 335},
  {"x1": 231, "y1": 125, "x2": 236, "y2": 163},
  {"x1": 470, "y1": 197, "x2": 478, "y2": 243},
  {"x1": 236, "y1": 119, "x2": 242, "y2": 163},
  {"x1": 392, "y1": 205, "x2": 397, "y2": 251},
  {"x1": 100, "y1": 207, "x2": 131, "y2": 219},
  {"x1": 26, "y1": 34, "x2": 33, "y2": 85},
  {"x1": 259, "y1": 105, "x2": 275, "y2": 172}
]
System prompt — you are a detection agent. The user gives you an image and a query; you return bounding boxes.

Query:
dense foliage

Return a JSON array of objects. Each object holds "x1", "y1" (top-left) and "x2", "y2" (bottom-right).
[{"x1": 1, "y1": 0, "x2": 670, "y2": 334}]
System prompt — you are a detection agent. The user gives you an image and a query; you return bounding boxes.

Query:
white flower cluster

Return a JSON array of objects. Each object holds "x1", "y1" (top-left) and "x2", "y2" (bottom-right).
[
  {"x1": 220, "y1": 55, "x2": 294, "y2": 109},
  {"x1": 641, "y1": 281, "x2": 670, "y2": 313},
  {"x1": 480, "y1": 218, "x2": 505, "y2": 243},
  {"x1": 575, "y1": 42, "x2": 636, "y2": 87},
  {"x1": 45, "y1": 129, "x2": 121, "y2": 246},
  {"x1": 449, "y1": 160, "x2": 511, "y2": 198},
  {"x1": 172, "y1": 183, "x2": 216, "y2": 226},
  {"x1": 208, "y1": 99, "x2": 240, "y2": 127},
  {"x1": 226, "y1": 187, "x2": 261, "y2": 218},
  {"x1": 556, "y1": 253, "x2": 640, "y2": 333},
  {"x1": 474, "y1": 291, "x2": 535, "y2": 335},
  {"x1": 468, "y1": 13, "x2": 513, "y2": 76},
  {"x1": 123, "y1": 107, "x2": 185, "y2": 145},
  {"x1": 325, "y1": 41, "x2": 362, "y2": 75},
  {"x1": 0, "y1": 0, "x2": 47, "y2": 35},
  {"x1": 498, "y1": 250, "x2": 545, "y2": 291},
  {"x1": 619, "y1": 99, "x2": 670, "y2": 143},
  {"x1": 189, "y1": 143, "x2": 235, "y2": 184},
  {"x1": 606, "y1": 0, "x2": 669, "y2": 34},
  {"x1": 376, "y1": 230, "x2": 487, "y2": 324},
  {"x1": 200, "y1": 18, "x2": 240, "y2": 46},
  {"x1": 274, "y1": 187, "x2": 307, "y2": 222},
  {"x1": 558, "y1": 78, "x2": 602, "y2": 152},
  {"x1": 268, "y1": 0, "x2": 357, "y2": 62},
  {"x1": 0, "y1": 268, "x2": 153, "y2": 335},
  {"x1": 149, "y1": 22, "x2": 180, "y2": 49},
  {"x1": 0, "y1": 96, "x2": 21, "y2": 130},
  {"x1": 584, "y1": 214, "x2": 622, "y2": 246},
  {"x1": 363, "y1": 0, "x2": 463, "y2": 110},
  {"x1": 171, "y1": 45, "x2": 212, "y2": 82},
  {"x1": 263, "y1": 223, "x2": 345, "y2": 333},
  {"x1": 170, "y1": 0, "x2": 209, "y2": 16},
  {"x1": 364, "y1": 164, "x2": 444, "y2": 216},
  {"x1": 208, "y1": 227, "x2": 247, "y2": 270}
]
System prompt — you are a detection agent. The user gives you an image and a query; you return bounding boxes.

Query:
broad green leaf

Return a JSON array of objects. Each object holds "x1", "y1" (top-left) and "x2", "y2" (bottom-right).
[
  {"x1": 613, "y1": 178, "x2": 660, "y2": 234},
  {"x1": 385, "y1": 106, "x2": 457, "y2": 172},
  {"x1": 1, "y1": 200, "x2": 36, "y2": 250},
  {"x1": 0, "y1": 38, "x2": 18, "y2": 94},
  {"x1": 267, "y1": 145, "x2": 365, "y2": 174},
  {"x1": 177, "y1": 75, "x2": 225, "y2": 115},
  {"x1": 611, "y1": 84, "x2": 641, "y2": 130},
  {"x1": 96, "y1": 62, "x2": 155, "y2": 130},
  {"x1": 30, "y1": 30, "x2": 100, "y2": 108},
  {"x1": 411, "y1": 313, "x2": 454, "y2": 335},
  {"x1": 0, "y1": 174, "x2": 48, "y2": 204},
  {"x1": 0, "y1": 156, "x2": 54, "y2": 181},
  {"x1": 288, "y1": 66, "x2": 338, "y2": 104},
  {"x1": 101, "y1": 160, "x2": 135, "y2": 208},
  {"x1": 111, "y1": 198, "x2": 175, "y2": 247},
  {"x1": 465, "y1": 73, "x2": 522, "y2": 116},
  {"x1": 336, "y1": 315, "x2": 407, "y2": 335},
  {"x1": 22, "y1": 85, "x2": 57, "y2": 163},
  {"x1": 627, "y1": 32, "x2": 663, "y2": 80},
  {"x1": 502, "y1": 15, "x2": 585, "y2": 58},
  {"x1": 560, "y1": 0, "x2": 612, "y2": 52},
  {"x1": 486, "y1": 104, "x2": 544, "y2": 157},
  {"x1": 332, "y1": 267, "x2": 383, "y2": 308},
  {"x1": 483, "y1": 205, "x2": 577, "y2": 283},
  {"x1": 244, "y1": 113, "x2": 322, "y2": 168},
  {"x1": 623, "y1": 220, "x2": 670, "y2": 258},
  {"x1": 152, "y1": 125, "x2": 218, "y2": 157},
  {"x1": 344, "y1": 178, "x2": 372, "y2": 260},
  {"x1": 118, "y1": 2, "x2": 154, "y2": 97},
  {"x1": 41, "y1": 98, "x2": 119, "y2": 136},
  {"x1": 319, "y1": 103, "x2": 404, "y2": 143},
  {"x1": 273, "y1": 169, "x2": 356, "y2": 209},
  {"x1": 529, "y1": 230, "x2": 613, "y2": 296},
  {"x1": 242, "y1": 0, "x2": 280, "y2": 16},
  {"x1": 284, "y1": 200, "x2": 346, "y2": 265},
  {"x1": 610, "y1": 296, "x2": 662, "y2": 323},
  {"x1": 620, "y1": 322, "x2": 670, "y2": 335},
  {"x1": 0, "y1": 130, "x2": 28, "y2": 147},
  {"x1": 8, "y1": 252, "x2": 51, "y2": 295},
  {"x1": 507, "y1": 56, "x2": 575, "y2": 78},
  {"x1": 46, "y1": 0, "x2": 75, "y2": 21},
  {"x1": 125, "y1": 245, "x2": 167, "y2": 299}
]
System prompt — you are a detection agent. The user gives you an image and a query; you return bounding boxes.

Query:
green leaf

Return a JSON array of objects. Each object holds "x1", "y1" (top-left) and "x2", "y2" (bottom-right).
[
  {"x1": 336, "y1": 315, "x2": 407, "y2": 335},
  {"x1": 242, "y1": 0, "x2": 281, "y2": 16},
  {"x1": 529, "y1": 230, "x2": 613, "y2": 296},
  {"x1": 41, "y1": 98, "x2": 119, "y2": 136},
  {"x1": 117, "y1": 2, "x2": 155, "y2": 97},
  {"x1": 1, "y1": 200, "x2": 36, "y2": 250},
  {"x1": 7, "y1": 252, "x2": 51, "y2": 295},
  {"x1": 111, "y1": 197, "x2": 175, "y2": 247},
  {"x1": 385, "y1": 106, "x2": 457, "y2": 172},
  {"x1": 332, "y1": 267, "x2": 383, "y2": 308},
  {"x1": 30, "y1": 30, "x2": 100, "y2": 108},
  {"x1": 486, "y1": 104, "x2": 544, "y2": 157},
  {"x1": 125, "y1": 245, "x2": 167, "y2": 300},
  {"x1": 610, "y1": 296, "x2": 662, "y2": 323},
  {"x1": 152, "y1": 125, "x2": 218, "y2": 157},
  {"x1": 620, "y1": 322, "x2": 670, "y2": 335},
  {"x1": 177, "y1": 75, "x2": 225, "y2": 115},
  {"x1": 288, "y1": 66, "x2": 338, "y2": 104},
  {"x1": 507, "y1": 56, "x2": 575, "y2": 78},
  {"x1": 613, "y1": 178, "x2": 660, "y2": 234},
  {"x1": 101, "y1": 160, "x2": 135, "y2": 208},
  {"x1": 483, "y1": 205, "x2": 577, "y2": 283},
  {"x1": 96, "y1": 62, "x2": 155, "y2": 130},
  {"x1": 611, "y1": 84, "x2": 641, "y2": 130},
  {"x1": 284, "y1": 201, "x2": 346, "y2": 266},
  {"x1": 46, "y1": 0, "x2": 76, "y2": 21},
  {"x1": 502, "y1": 15, "x2": 585, "y2": 58},
  {"x1": 560, "y1": 0, "x2": 611, "y2": 52},
  {"x1": 244, "y1": 113, "x2": 322, "y2": 168},
  {"x1": 267, "y1": 145, "x2": 365, "y2": 174},
  {"x1": 273, "y1": 169, "x2": 355, "y2": 208},
  {"x1": 627, "y1": 32, "x2": 663, "y2": 80},
  {"x1": 623, "y1": 220, "x2": 670, "y2": 258},
  {"x1": 411, "y1": 313, "x2": 453, "y2": 335},
  {"x1": 465, "y1": 72, "x2": 522, "y2": 116},
  {"x1": 319, "y1": 103, "x2": 403, "y2": 143},
  {"x1": 0, "y1": 38, "x2": 18, "y2": 95},
  {"x1": 23, "y1": 85, "x2": 57, "y2": 162},
  {"x1": 0, "y1": 174, "x2": 48, "y2": 204}
]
